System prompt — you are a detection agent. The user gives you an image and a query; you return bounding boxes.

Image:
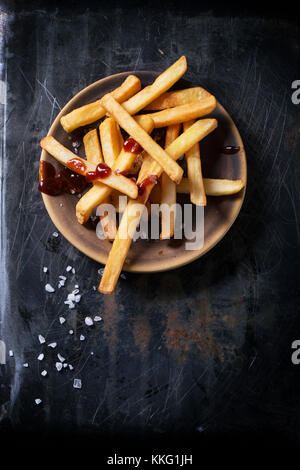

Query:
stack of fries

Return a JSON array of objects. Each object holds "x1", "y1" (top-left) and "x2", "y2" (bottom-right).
[{"x1": 40, "y1": 56, "x2": 244, "y2": 294}]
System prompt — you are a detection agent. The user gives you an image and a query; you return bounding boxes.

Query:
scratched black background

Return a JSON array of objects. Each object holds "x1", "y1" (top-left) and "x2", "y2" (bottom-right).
[{"x1": 0, "y1": 0, "x2": 300, "y2": 464}]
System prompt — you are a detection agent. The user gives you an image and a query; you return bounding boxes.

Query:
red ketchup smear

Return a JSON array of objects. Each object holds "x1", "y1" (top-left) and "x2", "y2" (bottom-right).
[
  {"x1": 123, "y1": 137, "x2": 143, "y2": 154},
  {"x1": 221, "y1": 145, "x2": 240, "y2": 155},
  {"x1": 38, "y1": 161, "x2": 87, "y2": 195},
  {"x1": 66, "y1": 158, "x2": 87, "y2": 175},
  {"x1": 138, "y1": 175, "x2": 158, "y2": 196},
  {"x1": 85, "y1": 163, "x2": 111, "y2": 182}
]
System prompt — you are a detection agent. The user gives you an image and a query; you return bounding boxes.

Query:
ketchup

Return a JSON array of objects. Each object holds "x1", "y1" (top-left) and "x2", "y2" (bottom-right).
[
  {"x1": 66, "y1": 158, "x2": 87, "y2": 175},
  {"x1": 221, "y1": 145, "x2": 240, "y2": 155},
  {"x1": 85, "y1": 163, "x2": 111, "y2": 182},
  {"x1": 123, "y1": 137, "x2": 143, "y2": 154},
  {"x1": 38, "y1": 161, "x2": 87, "y2": 196},
  {"x1": 138, "y1": 175, "x2": 158, "y2": 196}
]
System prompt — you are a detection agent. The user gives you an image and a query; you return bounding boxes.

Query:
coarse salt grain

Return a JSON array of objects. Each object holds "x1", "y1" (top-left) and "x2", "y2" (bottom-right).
[
  {"x1": 52, "y1": 232, "x2": 59, "y2": 237},
  {"x1": 73, "y1": 378, "x2": 82, "y2": 389},
  {"x1": 66, "y1": 266, "x2": 72, "y2": 272},
  {"x1": 59, "y1": 316, "x2": 66, "y2": 324},
  {"x1": 120, "y1": 273, "x2": 126, "y2": 280},
  {"x1": 85, "y1": 317, "x2": 93, "y2": 326},
  {"x1": 59, "y1": 275, "x2": 67, "y2": 280},
  {"x1": 41, "y1": 370, "x2": 47, "y2": 377},
  {"x1": 69, "y1": 330, "x2": 74, "y2": 335},
  {"x1": 43, "y1": 267, "x2": 48, "y2": 273},
  {"x1": 57, "y1": 353, "x2": 65, "y2": 362},
  {"x1": 94, "y1": 316, "x2": 102, "y2": 322},
  {"x1": 37, "y1": 353, "x2": 44, "y2": 361},
  {"x1": 55, "y1": 362, "x2": 63, "y2": 371},
  {"x1": 72, "y1": 268, "x2": 75, "y2": 274},
  {"x1": 68, "y1": 364, "x2": 74, "y2": 370},
  {"x1": 35, "y1": 398, "x2": 42, "y2": 405},
  {"x1": 23, "y1": 363, "x2": 29, "y2": 368},
  {"x1": 45, "y1": 283, "x2": 55, "y2": 293},
  {"x1": 38, "y1": 335, "x2": 46, "y2": 344},
  {"x1": 9, "y1": 350, "x2": 13, "y2": 357},
  {"x1": 63, "y1": 363, "x2": 68, "y2": 368},
  {"x1": 80, "y1": 335, "x2": 85, "y2": 341},
  {"x1": 48, "y1": 342, "x2": 57, "y2": 348},
  {"x1": 98, "y1": 268, "x2": 104, "y2": 276}
]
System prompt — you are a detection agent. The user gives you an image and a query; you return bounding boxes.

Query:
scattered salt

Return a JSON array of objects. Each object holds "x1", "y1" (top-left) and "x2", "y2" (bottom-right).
[
  {"x1": 69, "y1": 364, "x2": 74, "y2": 370},
  {"x1": 35, "y1": 398, "x2": 42, "y2": 405},
  {"x1": 52, "y1": 232, "x2": 59, "y2": 237},
  {"x1": 38, "y1": 335, "x2": 46, "y2": 344},
  {"x1": 55, "y1": 362, "x2": 63, "y2": 371},
  {"x1": 59, "y1": 275, "x2": 66, "y2": 280},
  {"x1": 43, "y1": 267, "x2": 48, "y2": 273},
  {"x1": 80, "y1": 335, "x2": 85, "y2": 341},
  {"x1": 74, "y1": 284, "x2": 79, "y2": 288},
  {"x1": 66, "y1": 266, "x2": 72, "y2": 272},
  {"x1": 73, "y1": 378, "x2": 82, "y2": 389},
  {"x1": 41, "y1": 370, "x2": 47, "y2": 377},
  {"x1": 85, "y1": 316, "x2": 93, "y2": 326},
  {"x1": 120, "y1": 273, "x2": 126, "y2": 280},
  {"x1": 9, "y1": 350, "x2": 13, "y2": 357},
  {"x1": 57, "y1": 353, "x2": 65, "y2": 362},
  {"x1": 59, "y1": 316, "x2": 66, "y2": 324},
  {"x1": 98, "y1": 268, "x2": 104, "y2": 276},
  {"x1": 45, "y1": 283, "x2": 55, "y2": 293},
  {"x1": 69, "y1": 329, "x2": 74, "y2": 335},
  {"x1": 23, "y1": 363, "x2": 29, "y2": 368},
  {"x1": 37, "y1": 353, "x2": 44, "y2": 361},
  {"x1": 72, "y1": 268, "x2": 75, "y2": 274},
  {"x1": 48, "y1": 342, "x2": 57, "y2": 349},
  {"x1": 94, "y1": 316, "x2": 102, "y2": 322},
  {"x1": 58, "y1": 280, "x2": 65, "y2": 288}
]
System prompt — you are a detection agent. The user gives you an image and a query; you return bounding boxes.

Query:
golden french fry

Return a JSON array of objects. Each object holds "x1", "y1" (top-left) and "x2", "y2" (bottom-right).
[
  {"x1": 183, "y1": 120, "x2": 206, "y2": 206},
  {"x1": 160, "y1": 124, "x2": 181, "y2": 239},
  {"x1": 99, "y1": 117, "x2": 123, "y2": 168},
  {"x1": 40, "y1": 136, "x2": 138, "y2": 199},
  {"x1": 177, "y1": 177, "x2": 244, "y2": 196},
  {"x1": 143, "y1": 97, "x2": 216, "y2": 128},
  {"x1": 83, "y1": 129, "x2": 103, "y2": 165},
  {"x1": 75, "y1": 115, "x2": 154, "y2": 224},
  {"x1": 99, "y1": 118, "x2": 217, "y2": 294},
  {"x1": 60, "y1": 75, "x2": 141, "y2": 133},
  {"x1": 101, "y1": 94, "x2": 183, "y2": 183},
  {"x1": 121, "y1": 56, "x2": 187, "y2": 114},
  {"x1": 144, "y1": 86, "x2": 212, "y2": 110}
]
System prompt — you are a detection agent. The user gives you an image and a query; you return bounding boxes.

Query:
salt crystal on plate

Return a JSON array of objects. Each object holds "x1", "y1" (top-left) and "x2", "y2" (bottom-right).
[
  {"x1": 35, "y1": 398, "x2": 42, "y2": 405},
  {"x1": 57, "y1": 353, "x2": 65, "y2": 362},
  {"x1": 73, "y1": 378, "x2": 82, "y2": 389},
  {"x1": 85, "y1": 316, "x2": 93, "y2": 326},
  {"x1": 43, "y1": 267, "x2": 48, "y2": 273},
  {"x1": 45, "y1": 283, "x2": 55, "y2": 293},
  {"x1": 38, "y1": 335, "x2": 46, "y2": 344},
  {"x1": 69, "y1": 329, "x2": 74, "y2": 335},
  {"x1": 9, "y1": 350, "x2": 13, "y2": 357},
  {"x1": 63, "y1": 363, "x2": 68, "y2": 368},
  {"x1": 74, "y1": 284, "x2": 79, "y2": 288},
  {"x1": 52, "y1": 232, "x2": 59, "y2": 237},
  {"x1": 37, "y1": 353, "x2": 44, "y2": 361},
  {"x1": 66, "y1": 266, "x2": 72, "y2": 272},
  {"x1": 94, "y1": 316, "x2": 102, "y2": 322},
  {"x1": 41, "y1": 370, "x2": 47, "y2": 377},
  {"x1": 55, "y1": 362, "x2": 63, "y2": 371},
  {"x1": 98, "y1": 268, "x2": 104, "y2": 276},
  {"x1": 48, "y1": 342, "x2": 57, "y2": 348},
  {"x1": 69, "y1": 364, "x2": 74, "y2": 370},
  {"x1": 72, "y1": 268, "x2": 75, "y2": 274},
  {"x1": 80, "y1": 335, "x2": 85, "y2": 341},
  {"x1": 59, "y1": 316, "x2": 66, "y2": 324},
  {"x1": 23, "y1": 363, "x2": 29, "y2": 368}
]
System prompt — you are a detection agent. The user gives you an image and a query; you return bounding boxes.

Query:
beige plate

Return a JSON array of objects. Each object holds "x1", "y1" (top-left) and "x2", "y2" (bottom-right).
[{"x1": 40, "y1": 71, "x2": 247, "y2": 273}]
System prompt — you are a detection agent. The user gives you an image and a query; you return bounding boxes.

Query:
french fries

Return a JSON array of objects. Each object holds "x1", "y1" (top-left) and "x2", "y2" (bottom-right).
[
  {"x1": 39, "y1": 56, "x2": 246, "y2": 296},
  {"x1": 99, "y1": 118, "x2": 218, "y2": 294},
  {"x1": 40, "y1": 136, "x2": 138, "y2": 199},
  {"x1": 160, "y1": 124, "x2": 181, "y2": 239},
  {"x1": 83, "y1": 129, "x2": 103, "y2": 164},
  {"x1": 183, "y1": 120, "x2": 206, "y2": 206},
  {"x1": 177, "y1": 178, "x2": 245, "y2": 196},
  {"x1": 101, "y1": 94, "x2": 184, "y2": 183},
  {"x1": 99, "y1": 117, "x2": 123, "y2": 168},
  {"x1": 121, "y1": 56, "x2": 187, "y2": 114},
  {"x1": 60, "y1": 75, "x2": 141, "y2": 133},
  {"x1": 144, "y1": 87, "x2": 212, "y2": 110},
  {"x1": 76, "y1": 115, "x2": 154, "y2": 224},
  {"x1": 143, "y1": 97, "x2": 216, "y2": 128}
]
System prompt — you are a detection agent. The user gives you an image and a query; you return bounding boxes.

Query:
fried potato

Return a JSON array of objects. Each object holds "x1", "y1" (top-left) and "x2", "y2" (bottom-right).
[
  {"x1": 177, "y1": 177, "x2": 245, "y2": 195},
  {"x1": 99, "y1": 117, "x2": 123, "y2": 168},
  {"x1": 83, "y1": 129, "x2": 103, "y2": 165},
  {"x1": 144, "y1": 86, "x2": 212, "y2": 110},
  {"x1": 183, "y1": 120, "x2": 206, "y2": 206},
  {"x1": 60, "y1": 75, "x2": 141, "y2": 133}
]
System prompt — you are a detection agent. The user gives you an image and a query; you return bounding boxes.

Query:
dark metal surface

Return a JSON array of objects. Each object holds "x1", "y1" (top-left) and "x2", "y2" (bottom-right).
[{"x1": 0, "y1": 0, "x2": 300, "y2": 456}]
